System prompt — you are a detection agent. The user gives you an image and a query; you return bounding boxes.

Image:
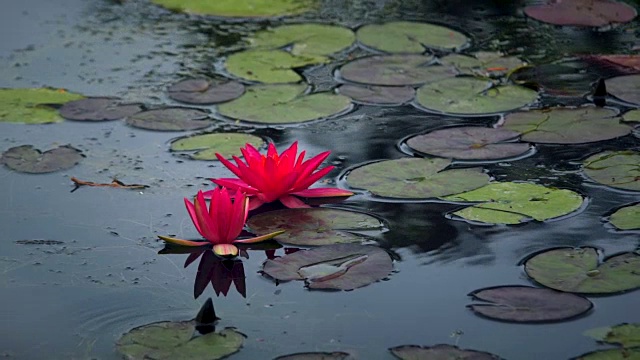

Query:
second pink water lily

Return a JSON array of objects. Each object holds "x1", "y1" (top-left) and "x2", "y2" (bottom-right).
[{"x1": 207, "y1": 142, "x2": 353, "y2": 210}]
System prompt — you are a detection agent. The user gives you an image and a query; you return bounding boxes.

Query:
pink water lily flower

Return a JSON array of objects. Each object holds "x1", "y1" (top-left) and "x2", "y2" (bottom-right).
[
  {"x1": 206, "y1": 141, "x2": 353, "y2": 210},
  {"x1": 158, "y1": 188, "x2": 284, "y2": 257}
]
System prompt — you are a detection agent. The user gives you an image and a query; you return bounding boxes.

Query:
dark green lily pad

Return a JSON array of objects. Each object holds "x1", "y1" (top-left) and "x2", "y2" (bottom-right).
[
  {"x1": 247, "y1": 208, "x2": 384, "y2": 246},
  {"x1": 607, "y1": 74, "x2": 640, "y2": 105},
  {"x1": 170, "y1": 133, "x2": 265, "y2": 161},
  {"x1": 116, "y1": 321, "x2": 244, "y2": 360},
  {"x1": 217, "y1": 84, "x2": 352, "y2": 124},
  {"x1": 390, "y1": 344, "x2": 502, "y2": 360},
  {"x1": 262, "y1": 243, "x2": 393, "y2": 290},
  {"x1": 415, "y1": 77, "x2": 538, "y2": 116},
  {"x1": 346, "y1": 158, "x2": 489, "y2": 199},
  {"x1": 249, "y1": 24, "x2": 355, "y2": 57},
  {"x1": 357, "y1": 21, "x2": 469, "y2": 53},
  {"x1": 502, "y1": 107, "x2": 631, "y2": 144},
  {"x1": 1, "y1": 145, "x2": 83, "y2": 174},
  {"x1": 126, "y1": 107, "x2": 213, "y2": 131},
  {"x1": 524, "y1": 247, "x2": 640, "y2": 294},
  {"x1": 338, "y1": 85, "x2": 415, "y2": 105},
  {"x1": 167, "y1": 79, "x2": 245, "y2": 105},
  {"x1": 583, "y1": 151, "x2": 640, "y2": 191},
  {"x1": 444, "y1": 182, "x2": 584, "y2": 225},
  {"x1": 406, "y1": 127, "x2": 531, "y2": 160},
  {"x1": 58, "y1": 97, "x2": 142, "y2": 121},
  {"x1": 608, "y1": 203, "x2": 640, "y2": 230},
  {"x1": 524, "y1": 0, "x2": 637, "y2": 27},
  {"x1": 274, "y1": 352, "x2": 352, "y2": 360},
  {"x1": 225, "y1": 49, "x2": 325, "y2": 84},
  {"x1": 0, "y1": 88, "x2": 84, "y2": 124},
  {"x1": 339, "y1": 55, "x2": 457, "y2": 86},
  {"x1": 509, "y1": 62, "x2": 600, "y2": 97},
  {"x1": 441, "y1": 52, "x2": 526, "y2": 78},
  {"x1": 150, "y1": 0, "x2": 313, "y2": 17},
  {"x1": 467, "y1": 285, "x2": 592, "y2": 323},
  {"x1": 571, "y1": 348, "x2": 640, "y2": 360},
  {"x1": 584, "y1": 323, "x2": 640, "y2": 348},
  {"x1": 623, "y1": 109, "x2": 640, "y2": 123}
]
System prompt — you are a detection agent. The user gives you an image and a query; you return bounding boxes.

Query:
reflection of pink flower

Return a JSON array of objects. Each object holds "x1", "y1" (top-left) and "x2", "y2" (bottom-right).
[
  {"x1": 158, "y1": 188, "x2": 283, "y2": 257},
  {"x1": 207, "y1": 142, "x2": 353, "y2": 210}
]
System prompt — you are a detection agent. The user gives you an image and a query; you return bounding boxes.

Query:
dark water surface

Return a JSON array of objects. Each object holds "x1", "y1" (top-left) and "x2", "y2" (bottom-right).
[{"x1": 1, "y1": 1, "x2": 639, "y2": 359}]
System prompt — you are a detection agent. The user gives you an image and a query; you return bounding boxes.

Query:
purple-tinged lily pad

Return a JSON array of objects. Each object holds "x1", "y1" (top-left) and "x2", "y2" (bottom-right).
[
  {"x1": 571, "y1": 348, "x2": 640, "y2": 360},
  {"x1": 338, "y1": 85, "x2": 415, "y2": 105},
  {"x1": 390, "y1": 344, "x2": 502, "y2": 360},
  {"x1": 1, "y1": 145, "x2": 83, "y2": 174},
  {"x1": 524, "y1": 247, "x2": 640, "y2": 294},
  {"x1": 524, "y1": 0, "x2": 637, "y2": 27},
  {"x1": 346, "y1": 158, "x2": 489, "y2": 199},
  {"x1": 274, "y1": 352, "x2": 353, "y2": 360},
  {"x1": 583, "y1": 151, "x2": 640, "y2": 191},
  {"x1": 168, "y1": 78, "x2": 245, "y2": 105},
  {"x1": 606, "y1": 74, "x2": 640, "y2": 105},
  {"x1": 262, "y1": 243, "x2": 393, "y2": 290},
  {"x1": 467, "y1": 285, "x2": 593, "y2": 323},
  {"x1": 126, "y1": 107, "x2": 213, "y2": 131},
  {"x1": 406, "y1": 127, "x2": 531, "y2": 160},
  {"x1": 247, "y1": 208, "x2": 384, "y2": 246},
  {"x1": 607, "y1": 202, "x2": 640, "y2": 231},
  {"x1": 357, "y1": 21, "x2": 469, "y2": 53},
  {"x1": 58, "y1": 97, "x2": 143, "y2": 121},
  {"x1": 339, "y1": 55, "x2": 456, "y2": 86}
]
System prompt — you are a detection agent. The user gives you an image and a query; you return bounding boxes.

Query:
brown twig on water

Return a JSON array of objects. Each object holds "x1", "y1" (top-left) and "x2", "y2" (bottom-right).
[{"x1": 70, "y1": 177, "x2": 149, "y2": 192}]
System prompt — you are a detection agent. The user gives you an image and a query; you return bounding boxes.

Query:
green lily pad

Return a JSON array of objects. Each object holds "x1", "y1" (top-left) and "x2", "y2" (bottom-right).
[
  {"x1": 168, "y1": 79, "x2": 245, "y2": 105},
  {"x1": 583, "y1": 151, "x2": 640, "y2": 191},
  {"x1": 608, "y1": 203, "x2": 640, "y2": 230},
  {"x1": 126, "y1": 107, "x2": 213, "y2": 131},
  {"x1": 585, "y1": 323, "x2": 640, "y2": 348},
  {"x1": 249, "y1": 24, "x2": 355, "y2": 57},
  {"x1": 441, "y1": 52, "x2": 527, "y2": 78},
  {"x1": 623, "y1": 109, "x2": 640, "y2": 123},
  {"x1": 225, "y1": 49, "x2": 324, "y2": 84},
  {"x1": 467, "y1": 285, "x2": 593, "y2": 323},
  {"x1": 262, "y1": 243, "x2": 393, "y2": 290},
  {"x1": 444, "y1": 182, "x2": 584, "y2": 224},
  {"x1": 58, "y1": 97, "x2": 142, "y2": 121},
  {"x1": 571, "y1": 348, "x2": 640, "y2": 360},
  {"x1": 607, "y1": 74, "x2": 640, "y2": 105},
  {"x1": 502, "y1": 107, "x2": 631, "y2": 144},
  {"x1": 390, "y1": 344, "x2": 502, "y2": 360},
  {"x1": 346, "y1": 158, "x2": 489, "y2": 199},
  {"x1": 406, "y1": 126, "x2": 531, "y2": 160},
  {"x1": 357, "y1": 21, "x2": 469, "y2": 53},
  {"x1": 524, "y1": 247, "x2": 640, "y2": 294},
  {"x1": 150, "y1": 0, "x2": 313, "y2": 17},
  {"x1": 524, "y1": 0, "x2": 637, "y2": 27},
  {"x1": 116, "y1": 321, "x2": 244, "y2": 360},
  {"x1": 415, "y1": 77, "x2": 538, "y2": 115},
  {"x1": 338, "y1": 85, "x2": 415, "y2": 105},
  {"x1": 246, "y1": 208, "x2": 384, "y2": 246},
  {"x1": 1, "y1": 145, "x2": 83, "y2": 174},
  {"x1": 339, "y1": 54, "x2": 457, "y2": 86},
  {"x1": 0, "y1": 88, "x2": 84, "y2": 124},
  {"x1": 218, "y1": 84, "x2": 352, "y2": 124},
  {"x1": 274, "y1": 352, "x2": 352, "y2": 360},
  {"x1": 170, "y1": 133, "x2": 265, "y2": 161}
]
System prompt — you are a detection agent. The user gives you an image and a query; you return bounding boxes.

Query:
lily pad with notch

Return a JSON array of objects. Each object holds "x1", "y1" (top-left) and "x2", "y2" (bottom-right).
[
  {"x1": 584, "y1": 323, "x2": 640, "y2": 348},
  {"x1": 467, "y1": 285, "x2": 593, "y2": 323},
  {"x1": 225, "y1": 49, "x2": 325, "y2": 84},
  {"x1": 582, "y1": 151, "x2": 640, "y2": 192},
  {"x1": 1, "y1": 145, "x2": 83, "y2": 174},
  {"x1": 274, "y1": 352, "x2": 353, "y2": 360},
  {"x1": 606, "y1": 74, "x2": 640, "y2": 105},
  {"x1": 444, "y1": 182, "x2": 584, "y2": 225},
  {"x1": 345, "y1": 157, "x2": 489, "y2": 199},
  {"x1": 247, "y1": 208, "x2": 384, "y2": 246},
  {"x1": 571, "y1": 347, "x2": 640, "y2": 360},
  {"x1": 338, "y1": 85, "x2": 415, "y2": 105},
  {"x1": 149, "y1": 0, "x2": 313, "y2": 17},
  {"x1": 58, "y1": 97, "x2": 143, "y2": 121},
  {"x1": 524, "y1": 247, "x2": 640, "y2": 294},
  {"x1": 524, "y1": 0, "x2": 637, "y2": 27},
  {"x1": 390, "y1": 344, "x2": 503, "y2": 359},
  {"x1": 249, "y1": 24, "x2": 355, "y2": 57},
  {"x1": 405, "y1": 126, "x2": 531, "y2": 161},
  {"x1": 262, "y1": 243, "x2": 393, "y2": 290},
  {"x1": 168, "y1": 78, "x2": 245, "y2": 105},
  {"x1": 170, "y1": 133, "x2": 265, "y2": 161},
  {"x1": 0, "y1": 88, "x2": 84, "y2": 124},
  {"x1": 607, "y1": 202, "x2": 640, "y2": 231},
  {"x1": 356, "y1": 21, "x2": 469, "y2": 53},
  {"x1": 339, "y1": 54, "x2": 456, "y2": 86},
  {"x1": 126, "y1": 107, "x2": 213, "y2": 131}
]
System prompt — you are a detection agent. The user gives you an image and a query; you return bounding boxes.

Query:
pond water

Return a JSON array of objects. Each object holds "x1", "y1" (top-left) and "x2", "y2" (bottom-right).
[{"x1": 1, "y1": 0, "x2": 639, "y2": 359}]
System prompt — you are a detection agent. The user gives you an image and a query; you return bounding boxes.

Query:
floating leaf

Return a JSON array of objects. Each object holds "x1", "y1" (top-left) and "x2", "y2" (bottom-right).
[
  {"x1": 583, "y1": 151, "x2": 640, "y2": 191},
  {"x1": 467, "y1": 285, "x2": 592, "y2": 323},
  {"x1": 390, "y1": 344, "x2": 502, "y2": 360},
  {"x1": 338, "y1": 85, "x2": 415, "y2": 105},
  {"x1": 444, "y1": 182, "x2": 584, "y2": 224},
  {"x1": 571, "y1": 348, "x2": 640, "y2": 360},
  {"x1": 274, "y1": 352, "x2": 352, "y2": 360},
  {"x1": 524, "y1": 0, "x2": 637, "y2": 27},
  {"x1": 126, "y1": 107, "x2": 213, "y2": 131},
  {"x1": 0, "y1": 88, "x2": 84, "y2": 124},
  {"x1": 58, "y1": 97, "x2": 142, "y2": 121},
  {"x1": 346, "y1": 158, "x2": 489, "y2": 199},
  {"x1": 441, "y1": 52, "x2": 526, "y2": 78},
  {"x1": 357, "y1": 21, "x2": 468, "y2": 53},
  {"x1": 623, "y1": 110, "x2": 640, "y2": 123},
  {"x1": 170, "y1": 133, "x2": 265, "y2": 161},
  {"x1": 247, "y1": 208, "x2": 384, "y2": 246},
  {"x1": 1, "y1": 145, "x2": 83, "y2": 174},
  {"x1": 510, "y1": 62, "x2": 600, "y2": 97},
  {"x1": 406, "y1": 126, "x2": 530, "y2": 160},
  {"x1": 225, "y1": 50, "x2": 324, "y2": 83},
  {"x1": 584, "y1": 323, "x2": 640, "y2": 348},
  {"x1": 608, "y1": 203, "x2": 640, "y2": 230},
  {"x1": 339, "y1": 54, "x2": 456, "y2": 86},
  {"x1": 168, "y1": 79, "x2": 245, "y2": 105},
  {"x1": 149, "y1": 0, "x2": 313, "y2": 17},
  {"x1": 524, "y1": 247, "x2": 640, "y2": 294},
  {"x1": 262, "y1": 243, "x2": 393, "y2": 290},
  {"x1": 606, "y1": 74, "x2": 640, "y2": 105},
  {"x1": 250, "y1": 24, "x2": 355, "y2": 57},
  {"x1": 415, "y1": 77, "x2": 538, "y2": 115},
  {"x1": 218, "y1": 84, "x2": 351, "y2": 124},
  {"x1": 502, "y1": 107, "x2": 631, "y2": 144},
  {"x1": 116, "y1": 321, "x2": 244, "y2": 360}
]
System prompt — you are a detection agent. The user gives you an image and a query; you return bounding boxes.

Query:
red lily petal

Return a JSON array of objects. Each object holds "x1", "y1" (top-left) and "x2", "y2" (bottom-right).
[
  {"x1": 233, "y1": 230, "x2": 285, "y2": 243},
  {"x1": 280, "y1": 195, "x2": 310, "y2": 208},
  {"x1": 266, "y1": 142, "x2": 278, "y2": 159},
  {"x1": 291, "y1": 187, "x2": 354, "y2": 198},
  {"x1": 216, "y1": 188, "x2": 233, "y2": 242},
  {"x1": 248, "y1": 197, "x2": 266, "y2": 210},
  {"x1": 213, "y1": 244, "x2": 239, "y2": 257},
  {"x1": 195, "y1": 191, "x2": 219, "y2": 242},
  {"x1": 158, "y1": 235, "x2": 209, "y2": 247},
  {"x1": 215, "y1": 153, "x2": 243, "y2": 178},
  {"x1": 296, "y1": 151, "x2": 331, "y2": 186},
  {"x1": 295, "y1": 150, "x2": 306, "y2": 168},
  {"x1": 184, "y1": 197, "x2": 206, "y2": 238},
  {"x1": 227, "y1": 190, "x2": 248, "y2": 240},
  {"x1": 210, "y1": 178, "x2": 258, "y2": 194},
  {"x1": 279, "y1": 142, "x2": 298, "y2": 170},
  {"x1": 293, "y1": 165, "x2": 334, "y2": 191}
]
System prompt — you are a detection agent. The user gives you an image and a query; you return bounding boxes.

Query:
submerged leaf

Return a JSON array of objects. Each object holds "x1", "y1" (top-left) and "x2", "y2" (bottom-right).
[
  {"x1": 1, "y1": 145, "x2": 83, "y2": 174},
  {"x1": 357, "y1": 21, "x2": 468, "y2": 53},
  {"x1": 170, "y1": 133, "x2": 265, "y2": 161}
]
